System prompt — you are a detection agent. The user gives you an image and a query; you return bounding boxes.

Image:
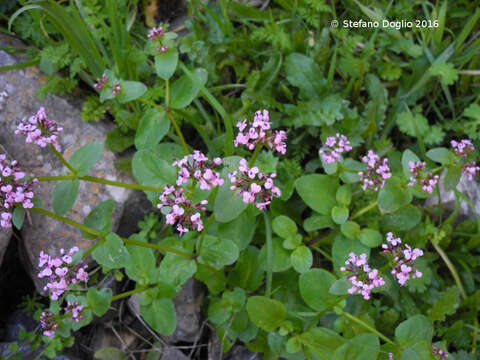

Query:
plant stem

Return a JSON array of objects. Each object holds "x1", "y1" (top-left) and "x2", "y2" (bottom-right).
[
  {"x1": 82, "y1": 238, "x2": 104, "y2": 258},
  {"x1": 306, "y1": 295, "x2": 348, "y2": 331},
  {"x1": 335, "y1": 307, "x2": 395, "y2": 345},
  {"x1": 50, "y1": 145, "x2": 77, "y2": 174},
  {"x1": 432, "y1": 242, "x2": 467, "y2": 299},
  {"x1": 351, "y1": 201, "x2": 378, "y2": 220},
  {"x1": 122, "y1": 237, "x2": 193, "y2": 259},
  {"x1": 111, "y1": 284, "x2": 153, "y2": 302},
  {"x1": 165, "y1": 79, "x2": 170, "y2": 107},
  {"x1": 36, "y1": 174, "x2": 164, "y2": 191},
  {"x1": 310, "y1": 245, "x2": 333, "y2": 261},
  {"x1": 248, "y1": 143, "x2": 264, "y2": 168},
  {"x1": 264, "y1": 212, "x2": 273, "y2": 298},
  {"x1": 137, "y1": 97, "x2": 189, "y2": 154}
]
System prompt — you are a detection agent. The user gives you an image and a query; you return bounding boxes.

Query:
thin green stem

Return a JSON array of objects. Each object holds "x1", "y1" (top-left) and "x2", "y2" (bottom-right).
[
  {"x1": 432, "y1": 242, "x2": 467, "y2": 299},
  {"x1": 310, "y1": 245, "x2": 333, "y2": 261},
  {"x1": 29, "y1": 207, "x2": 101, "y2": 237},
  {"x1": 264, "y1": 212, "x2": 273, "y2": 298},
  {"x1": 137, "y1": 97, "x2": 189, "y2": 154},
  {"x1": 111, "y1": 284, "x2": 153, "y2": 301},
  {"x1": 248, "y1": 143, "x2": 264, "y2": 168},
  {"x1": 50, "y1": 145, "x2": 77, "y2": 174},
  {"x1": 351, "y1": 201, "x2": 378, "y2": 220},
  {"x1": 122, "y1": 237, "x2": 193, "y2": 259},
  {"x1": 82, "y1": 238, "x2": 104, "y2": 258},
  {"x1": 306, "y1": 295, "x2": 348, "y2": 331},
  {"x1": 165, "y1": 79, "x2": 170, "y2": 107},
  {"x1": 36, "y1": 174, "x2": 164, "y2": 191},
  {"x1": 335, "y1": 307, "x2": 395, "y2": 345}
]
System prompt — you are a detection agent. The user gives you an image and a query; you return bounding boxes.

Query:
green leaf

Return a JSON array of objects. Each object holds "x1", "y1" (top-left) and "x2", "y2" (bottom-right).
[
  {"x1": 464, "y1": 103, "x2": 480, "y2": 120},
  {"x1": 329, "y1": 279, "x2": 352, "y2": 295},
  {"x1": 12, "y1": 207, "x2": 25, "y2": 229},
  {"x1": 303, "y1": 215, "x2": 334, "y2": 232},
  {"x1": 158, "y1": 252, "x2": 197, "y2": 288},
  {"x1": 299, "y1": 327, "x2": 345, "y2": 358},
  {"x1": 86, "y1": 288, "x2": 112, "y2": 316},
  {"x1": 216, "y1": 209, "x2": 257, "y2": 250},
  {"x1": 125, "y1": 235, "x2": 157, "y2": 285},
  {"x1": 428, "y1": 287, "x2": 459, "y2": 321},
  {"x1": 154, "y1": 48, "x2": 178, "y2": 80},
  {"x1": 426, "y1": 147, "x2": 454, "y2": 165},
  {"x1": 291, "y1": 245, "x2": 313, "y2": 273},
  {"x1": 400, "y1": 341, "x2": 432, "y2": 360},
  {"x1": 357, "y1": 228, "x2": 383, "y2": 248},
  {"x1": 94, "y1": 347, "x2": 127, "y2": 360},
  {"x1": 395, "y1": 315, "x2": 433, "y2": 347},
  {"x1": 295, "y1": 175, "x2": 338, "y2": 215},
  {"x1": 332, "y1": 206, "x2": 349, "y2": 225},
  {"x1": 332, "y1": 234, "x2": 370, "y2": 273},
  {"x1": 140, "y1": 297, "x2": 176, "y2": 335},
  {"x1": 299, "y1": 269, "x2": 338, "y2": 312},
  {"x1": 259, "y1": 237, "x2": 291, "y2": 272},
  {"x1": 51, "y1": 179, "x2": 80, "y2": 216},
  {"x1": 69, "y1": 142, "x2": 103, "y2": 176},
  {"x1": 92, "y1": 233, "x2": 130, "y2": 269},
  {"x1": 340, "y1": 221, "x2": 360, "y2": 240},
  {"x1": 228, "y1": 246, "x2": 264, "y2": 292},
  {"x1": 378, "y1": 177, "x2": 412, "y2": 213},
  {"x1": 82, "y1": 200, "x2": 115, "y2": 239},
  {"x1": 117, "y1": 80, "x2": 147, "y2": 103},
  {"x1": 396, "y1": 112, "x2": 428, "y2": 138},
  {"x1": 379, "y1": 205, "x2": 422, "y2": 232},
  {"x1": 284, "y1": 53, "x2": 325, "y2": 99},
  {"x1": 135, "y1": 108, "x2": 170, "y2": 150},
  {"x1": 429, "y1": 62, "x2": 458, "y2": 85},
  {"x1": 444, "y1": 164, "x2": 462, "y2": 191},
  {"x1": 170, "y1": 68, "x2": 207, "y2": 109},
  {"x1": 333, "y1": 333, "x2": 379, "y2": 360},
  {"x1": 214, "y1": 183, "x2": 248, "y2": 223},
  {"x1": 198, "y1": 235, "x2": 239, "y2": 268},
  {"x1": 336, "y1": 185, "x2": 352, "y2": 206},
  {"x1": 246, "y1": 296, "x2": 287, "y2": 331},
  {"x1": 401, "y1": 149, "x2": 420, "y2": 177},
  {"x1": 132, "y1": 150, "x2": 177, "y2": 187},
  {"x1": 272, "y1": 215, "x2": 297, "y2": 238}
]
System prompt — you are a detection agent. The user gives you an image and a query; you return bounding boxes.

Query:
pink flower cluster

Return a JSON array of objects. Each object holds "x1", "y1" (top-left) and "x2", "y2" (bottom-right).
[
  {"x1": 65, "y1": 301, "x2": 85, "y2": 322},
  {"x1": 38, "y1": 247, "x2": 89, "y2": 301},
  {"x1": 147, "y1": 27, "x2": 168, "y2": 52},
  {"x1": 40, "y1": 311, "x2": 58, "y2": 338},
  {"x1": 451, "y1": 139, "x2": 474, "y2": 158},
  {"x1": 40, "y1": 301, "x2": 86, "y2": 338},
  {"x1": 382, "y1": 233, "x2": 423, "y2": 286},
  {"x1": 408, "y1": 161, "x2": 439, "y2": 193},
  {"x1": 94, "y1": 74, "x2": 108, "y2": 90},
  {"x1": 234, "y1": 110, "x2": 287, "y2": 154},
  {"x1": 432, "y1": 345, "x2": 448, "y2": 359},
  {"x1": 15, "y1": 107, "x2": 63, "y2": 151},
  {"x1": 0, "y1": 155, "x2": 36, "y2": 228},
  {"x1": 462, "y1": 161, "x2": 480, "y2": 181},
  {"x1": 94, "y1": 74, "x2": 122, "y2": 96},
  {"x1": 358, "y1": 150, "x2": 391, "y2": 191},
  {"x1": 319, "y1": 133, "x2": 352, "y2": 164},
  {"x1": 228, "y1": 159, "x2": 281, "y2": 210},
  {"x1": 173, "y1": 151, "x2": 224, "y2": 190},
  {"x1": 340, "y1": 253, "x2": 385, "y2": 300},
  {"x1": 158, "y1": 185, "x2": 207, "y2": 234}
]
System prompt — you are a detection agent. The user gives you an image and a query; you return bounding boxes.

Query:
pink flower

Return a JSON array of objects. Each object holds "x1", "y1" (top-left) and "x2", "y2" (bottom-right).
[
  {"x1": 228, "y1": 158, "x2": 281, "y2": 210},
  {"x1": 157, "y1": 185, "x2": 208, "y2": 235},
  {"x1": 407, "y1": 161, "x2": 439, "y2": 193},
  {"x1": 358, "y1": 150, "x2": 391, "y2": 191},
  {"x1": 37, "y1": 246, "x2": 88, "y2": 300},
  {"x1": 148, "y1": 26, "x2": 164, "y2": 40},
  {"x1": 383, "y1": 232, "x2": 423, "y2": 286},
  {"x1": 15, "y1": 108, "x2": 64, "y2": 151},
  {"x1": 341, "y1": 253, "x2": 385, "y2": 300},
  {"x1": 234, "y1": 110, "x2": 287, "y2": 154},
  {"x1": 319, "y1": 134, "x2": 352, "y2": 164},
  {"x1": 40, "y1": 311, "x2": 58, "y2": 338},
  {"x1": 462, "y1": 161, "x2": 480, "y2": 181},
  {"x1": 172, "y1": 151, "x2": 224, "y2": 191},
  {"x1": 94, "y1": 74, "x2": 108, "y2": 90},
  {"x1": 451, "y1": 139, "x2": 474, "y2": 158},
  {"x1": 65, "y1": 301, "x2": 85, "y2": 322},
  {"x1": 432, "y1": 345, "x2": 449, "y2": 359}
]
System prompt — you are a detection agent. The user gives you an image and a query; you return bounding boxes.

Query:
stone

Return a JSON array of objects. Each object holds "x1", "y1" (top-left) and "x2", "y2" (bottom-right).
[
  {"x1": 128, "y1": 278, "x2": 204, "y2": 343},
  {"x1": 426, "y1": 172, "x2": 480, "y2": 219},
  {"x1": 116, "y1": 190, "x2": 154, "y2": 238},
  {"x1": 0, "y1": 227, "x2": 11, "y2": 268},
  {"x1": 161, "y1": 347, "x2": 190, "y2": 360},
  {"x1": 4, "y1": 310, "x2": 38, "y2": 342},
  {"x1": 0, "y1": 34, "x2": 133, "y2": 293},
  {"x1": 89, "y1": 326, "x2": 138, "y2": 355},
  {"x1": 226, "y1": 346, "x2": 262, "y2": 360},
  {"x1": 0, "y1": 342, "x2": 40, "y2": 359}
]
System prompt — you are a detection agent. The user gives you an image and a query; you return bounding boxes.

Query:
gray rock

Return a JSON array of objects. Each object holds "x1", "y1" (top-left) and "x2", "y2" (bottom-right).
[
  {"x1": 128, "y1": 278, "x2": 204, "y2": 343},
  {"x1": 161, "y1": 347, "x2": 190, "y2": 360},
  {"x1": 4, "y1": 310, "x2": 38, "y2": 341},
  {"x1": 0, "y1": 227, "x2": 11, "y2": 268},
  {"x1": 116, "y1": 190, "x2": 154, "y2": 237},
  {"x1": 426, "y1": 172, "x2": 480, "y2": 219},
  {"x1": 0, "y1": 341, "x2": 40, "y2": 359},
  {"x1": 226, "y1": 346, "x2": 262, "y2": 360},
  {"x1": 0, "y1": 35, "x2": 133, "y2": 293}
]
